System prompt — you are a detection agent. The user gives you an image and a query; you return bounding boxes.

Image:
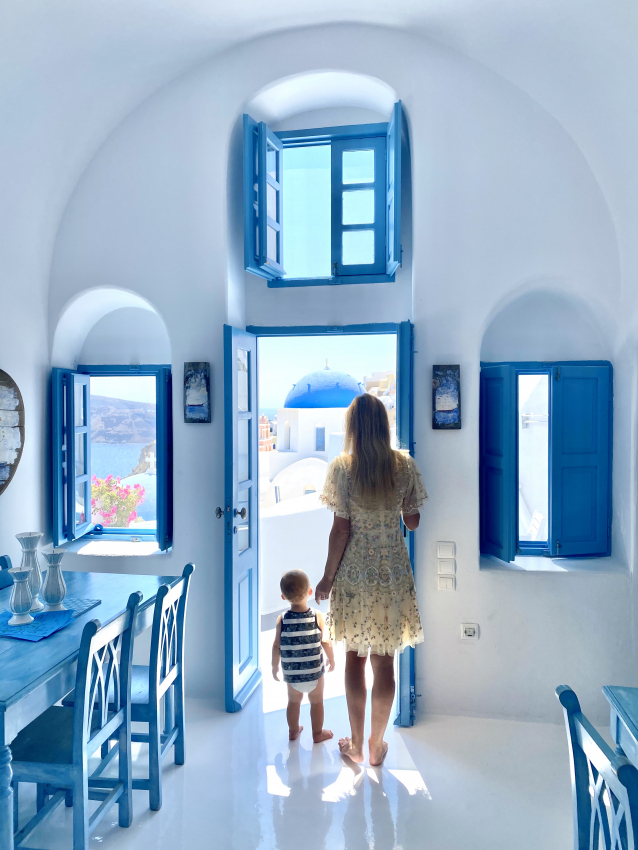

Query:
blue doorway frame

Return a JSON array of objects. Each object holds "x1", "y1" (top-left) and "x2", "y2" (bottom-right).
[{"x1": 243, "y1": 321, "x2": 417, "y2": 727}]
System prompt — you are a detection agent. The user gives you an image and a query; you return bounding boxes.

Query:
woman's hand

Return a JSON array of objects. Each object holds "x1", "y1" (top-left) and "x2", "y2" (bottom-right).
[{"x1": 315, "y1": 575, "x2": 334, "y2": 604}]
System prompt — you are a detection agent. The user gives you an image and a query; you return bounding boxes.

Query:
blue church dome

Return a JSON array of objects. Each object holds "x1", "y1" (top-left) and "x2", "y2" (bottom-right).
[{"x1": 284, "y1": 365, "x2": 364, "y2": 409}]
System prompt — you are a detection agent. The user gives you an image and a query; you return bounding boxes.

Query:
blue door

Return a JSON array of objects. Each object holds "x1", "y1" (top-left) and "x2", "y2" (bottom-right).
[
  {"x1": 394, "y1": 320, "x2": 416, "y2": 727},
  {"x1": 224, "y1": 326, "x2": 261, "y2": 712}
]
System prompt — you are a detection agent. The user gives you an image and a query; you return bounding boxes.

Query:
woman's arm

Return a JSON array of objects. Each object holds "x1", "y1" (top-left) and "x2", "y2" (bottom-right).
[
  {"x1": 316, "y1": 610, "x2": 335, "y2": 671},
  {"x1": 272, "y1": 616, "x2": 282, "y2": 680},
  {"x1": 402, "y1": 511, "x2": 420, "y2": 531},
  {"x1": 315, "y1": 515, "x2": 350, "y2": 603}
]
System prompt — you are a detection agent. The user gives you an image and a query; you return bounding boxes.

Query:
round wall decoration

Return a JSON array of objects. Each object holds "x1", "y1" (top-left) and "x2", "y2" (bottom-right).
[{"x1": 0, "y1": 369, "x2": 25, "y2": 496}]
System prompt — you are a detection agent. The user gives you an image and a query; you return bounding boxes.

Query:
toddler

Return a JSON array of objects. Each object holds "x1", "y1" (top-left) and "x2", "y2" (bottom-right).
[{"x1": 272, "y1": 569, "x2": 335, "y2": 742}]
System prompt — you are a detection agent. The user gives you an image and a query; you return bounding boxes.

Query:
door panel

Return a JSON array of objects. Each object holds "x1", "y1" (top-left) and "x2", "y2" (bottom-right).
[
  {"x1": 395, "y1": 320, "x2": 415, "y2": 727},
  {"x1": 224, "y1": 325, "x2": 261, "y2": 712}
]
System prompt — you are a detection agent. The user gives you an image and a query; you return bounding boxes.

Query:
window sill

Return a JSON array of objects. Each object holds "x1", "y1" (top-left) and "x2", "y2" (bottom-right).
[
  {"x1": 267, "y1": 273, "x2": 396, "y2": 288},
  {"x1": 480, "y1": 554, "x2": 628, "y2": 574},
  {"x1": 61, "y1": 539, "x2": 164, "y2": 557}
]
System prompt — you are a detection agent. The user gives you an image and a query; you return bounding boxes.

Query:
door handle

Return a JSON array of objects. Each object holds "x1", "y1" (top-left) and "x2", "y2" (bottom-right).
[
  {"x1": 234, "y1": 507, "x2": 247, "y2": 520},
  {"x1": 215, "y1": 507, "x2": 223, "y2": 519}
]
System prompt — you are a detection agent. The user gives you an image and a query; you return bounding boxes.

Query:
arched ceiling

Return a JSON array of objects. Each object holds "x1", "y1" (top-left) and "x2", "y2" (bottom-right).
[{"x1": 1, "y1": 0, "x2": 637, "y2": 294}]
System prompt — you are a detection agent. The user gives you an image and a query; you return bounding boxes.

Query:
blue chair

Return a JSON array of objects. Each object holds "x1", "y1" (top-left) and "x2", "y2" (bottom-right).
[
  {"x1": 63, "y1": 563, "x2": 194, "y2": 811},
  {"x1": 556, "y1": 685, "x2": 638, "y2": 849},
  {"x1": 130, "y1": 563, "x2": 194, "y2": 810},
  {"x1": 0, "y1": 555, "x2": 13, "y2": 590},
  {"x1": 11, "y1": 591, "x2": 141, "y2": 850}
]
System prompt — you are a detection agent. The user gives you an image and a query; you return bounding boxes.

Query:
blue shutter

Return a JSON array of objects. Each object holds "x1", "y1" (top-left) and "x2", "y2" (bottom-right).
[
  {"x1": 549, "y1": 362, "x2": 612, "y2": 557},
  {"x1": 51, "y1": 369, "x2": 69, "y2": 547},
  {"x1": 156, "y1": 365, "x2": 173, "y2": 551},
  {"x1": 386, "y1": 100, "x2": 402, "y2": 275},
  {"x1": 243, "y1": 114, "x2": 284, "y2": 280},
  {"x1": 51, "y1": 368, "x2": 92, "y2": 544},
  {"x1": 331, "y1": 134, "x2": 386, "y2": 277},
  {"x1": 480, "y1": 364, "x2": 516, "y2": 562}
]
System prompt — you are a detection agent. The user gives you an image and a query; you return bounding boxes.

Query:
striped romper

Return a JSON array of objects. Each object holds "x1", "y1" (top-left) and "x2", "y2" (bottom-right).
[{"x1": 280, "y1": 608, "x2": 325, "y2": 694}]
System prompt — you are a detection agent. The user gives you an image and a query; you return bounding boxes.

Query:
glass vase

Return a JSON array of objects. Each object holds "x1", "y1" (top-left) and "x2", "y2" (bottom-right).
[
  {"x1": 15, "y1": 532, "x2": 44, "y2": 613},
  {"x1": 42, "y1": 550, "x2": 67, "y2": 611}
]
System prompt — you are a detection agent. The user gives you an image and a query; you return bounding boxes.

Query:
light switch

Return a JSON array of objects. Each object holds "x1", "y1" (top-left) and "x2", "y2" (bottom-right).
[
  {"x1": 437, "y1": 541, "x2": 455, "y2": 559},
  {"x1": 438, "y1": 558, "x2": 456, "y2": 574},
  {"x1": 437, "y1": 575, "x2": 455, "y2": 591}
]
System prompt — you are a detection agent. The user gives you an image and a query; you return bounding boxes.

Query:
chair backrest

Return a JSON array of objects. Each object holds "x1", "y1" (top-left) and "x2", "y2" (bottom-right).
[
  {"x1": 557, "y1": 686, "x2": 638, "y2": 850},
  {"x1": 73, "y1": 591, "x2": 141, "y2": 763},
  {"x1": 0, "y1": 555, "x2": 13, "y2": 590},
  {"x1": 149, "y1": 563, "x2": 195, "y2": 703}
]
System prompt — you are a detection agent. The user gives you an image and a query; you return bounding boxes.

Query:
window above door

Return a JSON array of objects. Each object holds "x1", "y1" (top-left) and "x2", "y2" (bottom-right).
[{"x1": 243, "y1": 102, "x2": 402, "y2": 287}]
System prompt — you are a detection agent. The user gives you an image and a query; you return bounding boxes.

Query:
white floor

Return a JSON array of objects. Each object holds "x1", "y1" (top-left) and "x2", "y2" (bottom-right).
[{"x1": 15, "y1": 690, "x2": 578, "y2": 850}]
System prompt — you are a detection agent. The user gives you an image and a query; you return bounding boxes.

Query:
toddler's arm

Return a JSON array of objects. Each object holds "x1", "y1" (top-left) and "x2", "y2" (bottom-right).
[
  {"x1": 316, "y1": 610, "x2": 335, "y2": 672},
  {"x1": 272, "y1": 615, "x2": 282, "y2": 680}
]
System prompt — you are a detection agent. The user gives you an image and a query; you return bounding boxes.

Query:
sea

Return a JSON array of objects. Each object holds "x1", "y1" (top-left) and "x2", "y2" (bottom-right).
[{"x1": 91, "y1": 443, "x2": 148, "y2": 481}]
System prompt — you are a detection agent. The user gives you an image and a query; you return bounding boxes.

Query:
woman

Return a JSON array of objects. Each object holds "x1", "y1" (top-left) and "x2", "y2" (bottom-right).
[{"x1": 315, "y1": 393, "x2": 426, "y2": 765}]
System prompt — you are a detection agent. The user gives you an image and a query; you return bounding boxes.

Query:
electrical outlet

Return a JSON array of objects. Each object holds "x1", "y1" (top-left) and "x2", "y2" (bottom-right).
[
  {"x1": 461, "y1": 623, "x2": 480, "y2": 640},
  {"x1": 438, "y1": 575, "x2": 455, "y2": 591},
  {"x1": 437, "y1": 541, "x2": 455, "y2": 559},
  {"x1": 438, "y1": 558, "x2": 456, "y2": 574}
]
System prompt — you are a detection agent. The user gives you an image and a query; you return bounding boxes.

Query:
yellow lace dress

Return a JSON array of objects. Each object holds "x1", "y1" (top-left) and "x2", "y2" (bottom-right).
[{"x1": 320, "y1": 453, "x2": 426, "y2": 657}]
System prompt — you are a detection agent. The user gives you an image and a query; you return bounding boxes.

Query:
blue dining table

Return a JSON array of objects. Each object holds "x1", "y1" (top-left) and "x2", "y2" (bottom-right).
[
  {"x1": 0, "y1": 570, "x2": 181, "y2": 850},
  {"x1": 603, "y1": 685, "x2": 638, "y2": 766}
]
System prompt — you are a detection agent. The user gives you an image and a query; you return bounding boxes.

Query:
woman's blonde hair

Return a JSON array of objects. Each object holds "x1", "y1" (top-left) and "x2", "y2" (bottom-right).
[{"x1": 343, "y1": 393, "x2": 399, "y2": 506}]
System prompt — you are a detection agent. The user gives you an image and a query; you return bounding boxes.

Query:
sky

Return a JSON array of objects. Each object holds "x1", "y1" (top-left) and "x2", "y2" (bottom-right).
[
  {"x1": 258, "y1": 334, "x2": 397, "y2": 410},
  {"x1": 90, "y1": 375, "x2": 157, "y2": 405}
]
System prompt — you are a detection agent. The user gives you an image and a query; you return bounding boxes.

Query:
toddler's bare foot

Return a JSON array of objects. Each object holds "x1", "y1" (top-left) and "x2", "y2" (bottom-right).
[
  {"x1": 313, "y1": 729, "x2": 334, "y2": 744},
  {"x1": 338, "y1": 736, "x2": 364, "y2": 763},
  {"x1": 369, "y1": 740, "x2": 388, "y2": 766},
  {"x1": 289, "y1": 725, "x2": 303, "y2": 741}
]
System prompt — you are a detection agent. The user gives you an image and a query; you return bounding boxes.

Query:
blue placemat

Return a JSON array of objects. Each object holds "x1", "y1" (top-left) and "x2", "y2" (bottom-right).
[
  {"x1": 0, "y1": 598, "x2": 102, "y2": 641},
  {"x1": 64, "y1": 598, "x2": 101, "y2": 618},
  {"x1": 0, "y1": 610, "x2": 74, "y2": 641}
]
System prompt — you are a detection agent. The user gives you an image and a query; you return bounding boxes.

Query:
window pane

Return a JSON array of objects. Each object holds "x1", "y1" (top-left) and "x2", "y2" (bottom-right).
[
  {"x1": 342, "y1": 230, "x2": 374, "y2": 265},
  {"x1": 74, "y1": 384, "x2": 85, "y2": 426},
  {"x1": 343, "y1": 149, "x2": 374, "y2": 184},
  {"x1": 266, "y1": 143, "x2": 277, "y2": 179},
  {"x1": 75, "y1": 482, "x2": 86, "y2": 526},
  {"x1": 90, "y1": 375, "x2": 157, "y2": 530},
  {"x1": 236, "y1": 487, "x2": 250, "y2": 554},
  {"x1": 343, "y1": 189, "x2": 374, "y2": 225},
  {"x1": 75, "y1": 434, "x2": 85, "y2": 476},
  {"x1": 238, "y1": 419, "x2": 250, "y2": 483},
  {"x1": 283, "y1": 145, "x2": 331, "y2": 279},
  {"x1": 267, "y1": 225, "x2": 278, "y2": 264},
  {"x1": 518, "y1": 375, "x2": 549, "y2": 543},
  {"x1": 267, "y1": 184, "x2": 277, "y2": 221},
  {"x1": 237, "y1": 349, "x2": 249, "y2": 413}
]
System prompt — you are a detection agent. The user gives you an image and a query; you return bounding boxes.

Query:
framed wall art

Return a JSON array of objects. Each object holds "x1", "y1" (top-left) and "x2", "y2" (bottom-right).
[
  {"x1": 432, "y1": 365, "x2": 461, "y2": 430},
  {"x1": 184, "y1": 362, "x2": 211, "y2": 423}
]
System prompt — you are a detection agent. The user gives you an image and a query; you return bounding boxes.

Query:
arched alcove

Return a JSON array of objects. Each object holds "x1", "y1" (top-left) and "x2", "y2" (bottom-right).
[
  {"x1": 51, "y1": 288, "x2": 171, "y2": 368},
  {"x1": 247, "y1": 70, "x2": 397, "y2": 124},
  {"x1": 480, "y1": 289, "x2": 611, "y2": 362}
]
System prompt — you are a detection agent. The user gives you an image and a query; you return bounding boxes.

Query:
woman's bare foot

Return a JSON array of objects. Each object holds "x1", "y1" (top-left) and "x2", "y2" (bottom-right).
[
  {"x1": 289, "y1": 725, "x2": 303, "y2": 741},
  {"x1": 313, "y1": 729, "x2": 334, "y2": 744},
  {"x1": 369, "y1": 740, "x2": 388, "y2": 767},
  {"x1": 338, "y1": 736, "x2": 364, "y2": 763}
]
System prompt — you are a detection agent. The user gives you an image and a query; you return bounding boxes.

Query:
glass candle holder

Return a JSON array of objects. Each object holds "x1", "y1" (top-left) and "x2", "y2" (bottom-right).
[
  {"x1": 16, "y1": 532, "x2": 44, "y2": 613},
  {"x1": 8, "y1": 568, "x2": 33, "y2": 625},
  {"x1": 42, "y1": 550, "x2": 67, "y2": 611}
]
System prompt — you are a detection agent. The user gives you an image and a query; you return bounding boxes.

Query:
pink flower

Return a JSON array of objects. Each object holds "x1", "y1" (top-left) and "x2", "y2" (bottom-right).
[
  {"x1": 105, "y1": 474, "x2": 113, "y2": 482},
  {"x1": 133, "y1": 484, "x2": 141, "y2": 490},
  {"x1": 91, "y1": 499, "x2": 96, "y2": 507}
]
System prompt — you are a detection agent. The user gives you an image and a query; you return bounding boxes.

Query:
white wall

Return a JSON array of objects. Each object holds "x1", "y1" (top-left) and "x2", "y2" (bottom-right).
[{"x1": 43, "y1": 24, "x2": 636, "y2": 720}]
